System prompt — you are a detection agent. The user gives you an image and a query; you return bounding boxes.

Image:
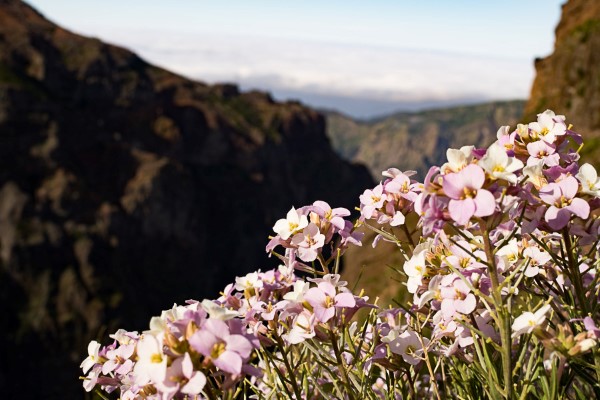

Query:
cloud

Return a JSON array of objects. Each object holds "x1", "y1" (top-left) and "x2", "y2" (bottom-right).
[{"x1": 90, "y1": 28, "x2": 533, "y2": 117}]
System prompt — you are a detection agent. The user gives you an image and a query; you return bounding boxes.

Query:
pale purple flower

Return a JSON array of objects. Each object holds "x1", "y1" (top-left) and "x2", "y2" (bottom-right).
[
  {"x1": 291, "y1": 223, "x2": 325, "y2": 262},
  {"x1": 310, "y1": 200, "x2": 350, "y2": 231},
  {"x1": 384, "y1": 171, "x2": 419, "y2": 202},
  {"x1": 539, "y1": 176, "x2": 590, "y2": 230},
  {"x1": 83, "y1": 366, "x2": 101, "y2": 392},
  {"x1": 189, "y1": 319, "x2": 253, "y2": 376},
  {"x1": 359, "y1": 184, "x2": 385, "y2": 219},
  {"x1": 304, "y1": 281, "x2": 356, "y2": 323},
  {"x1": 584, "y1": 317, "x2": 600, "y2": 339},
  {"x1": 440, "y1": 278, "x2": 477, "y2": 319},
  {"x1": 442, "y1": 164, "x2": 496, "y2": 225},
  {"x1": 102, "y1": 343, "x2": 135, "y2": 375},
  {"x1": 526, "y1": 140, "x2": 559, "y2": 167},
  {"x1": 157, "y1": 352, "x2": 206, "y2": 397},
  {"x1": 415, "y1": 194, "x2": 448, "y2": 236},
  {"x1": 338, "y1": 220, "x2": 364, "y2": 247},
  {"x1": 496, "y1": 125, "x2": 517, "y2": 154}
]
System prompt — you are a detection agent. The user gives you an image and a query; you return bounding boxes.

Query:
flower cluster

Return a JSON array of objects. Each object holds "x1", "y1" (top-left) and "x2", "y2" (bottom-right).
[
  {"x1": 267, "y1": 201, "x2": 363, "y2": 268},
  {"x1": 80, "y1": 300, "x2": 257, "y2": 399},
  {"x1": 82, "y1": 110, "x2": 600, "y2": 399}
]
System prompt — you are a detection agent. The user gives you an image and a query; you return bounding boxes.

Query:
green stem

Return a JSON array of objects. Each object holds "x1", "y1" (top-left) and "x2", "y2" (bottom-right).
[
  {"x1": 328, "y1": 330, "x2": 357, "y2": 400},
  {"x1": 274, "y1": 334, "x2": 304, "y2": 399},
  {"x1": 483, "y1": 229, "x2": 513, "y2": 400},
  {"x1": 562, "y1": 229, "x2": 589, "y2": 315}
]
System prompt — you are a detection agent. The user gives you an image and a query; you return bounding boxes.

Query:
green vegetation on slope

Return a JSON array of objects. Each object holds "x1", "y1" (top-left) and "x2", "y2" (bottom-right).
[{"x1": 326, "y1": 100, "x2": 525, "y2": 179}]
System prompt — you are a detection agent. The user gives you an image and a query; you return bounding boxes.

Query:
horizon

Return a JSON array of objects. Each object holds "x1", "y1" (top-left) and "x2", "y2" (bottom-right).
[{"x1": 28, "y1": 0, "x2": 564, "y2": 118}]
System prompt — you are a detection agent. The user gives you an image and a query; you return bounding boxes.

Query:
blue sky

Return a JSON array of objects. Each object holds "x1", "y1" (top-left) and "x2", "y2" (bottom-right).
[{"x1": 28, "y1": 0, "x2": 564, "y2": 118}]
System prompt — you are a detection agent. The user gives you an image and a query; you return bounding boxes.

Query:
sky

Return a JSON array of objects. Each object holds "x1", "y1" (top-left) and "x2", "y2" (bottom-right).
[{"x1": 28, "y1": 1, "x2": 565, "y2": 118}]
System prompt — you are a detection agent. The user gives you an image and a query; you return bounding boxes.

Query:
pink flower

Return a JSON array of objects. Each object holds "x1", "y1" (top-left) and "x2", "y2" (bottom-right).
[
  {"x1": 526, "y1": 140, "x2": 559, "y2": 167},
  {"x1": 442, "y1": 164, "x2": 495, "y2": 225},
  {"x1": 496, "y1": 125, "x2": 517, "y2": 154},
  {"x1": 310, "y1": 200, "x2": 350, "y2": 231},
  {"x1": 360, "y1": 184, "x2": 385, "y2": 219},
  {"x1": 539, "y1": 176, "x2": 590, "y2": 230},
  {"x1": 189, "y1": 319, "x2": 253, "y2": 376},
  {"x1": 291, "y1": 223, "x2": 325, "y2": 262},
  {"x1": 440, "y1": 278, "x2": 477, "y2": 319},
  {"x1": 157, "y1": 352, "x2": 206, "y2": 397},
  {"x1": 304, "y1": 282, "x2": 356, "y2": 323}
]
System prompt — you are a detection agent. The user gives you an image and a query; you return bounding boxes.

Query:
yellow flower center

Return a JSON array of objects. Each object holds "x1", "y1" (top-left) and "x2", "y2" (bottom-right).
[
  {"x1": 324, "y1": 295, "x2": 334, "y2": 308},
  {"x1": 555, "y1": 196, "x2": 572, "y2": 208},
  {"x1": 211, "y1": 342, "x2": 226, "y2": 359},
  {"x1": 462, "y1": 187, "x2": 477, "y2": 199},
  {"x1": 150, "y1": 353, "x2": 163, "y2": 364}
]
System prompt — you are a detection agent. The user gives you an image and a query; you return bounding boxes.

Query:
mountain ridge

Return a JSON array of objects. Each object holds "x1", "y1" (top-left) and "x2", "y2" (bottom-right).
[
  {"x1": 0, "y1": 1, "x2": 373, "y2": 398},
  {"x1": 325, "y1": 100, "x2": 526, "y2": 179}
]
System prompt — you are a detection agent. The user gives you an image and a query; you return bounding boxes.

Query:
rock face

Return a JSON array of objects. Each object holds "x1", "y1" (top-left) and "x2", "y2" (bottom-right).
[
  {"x1": 0, "y1": 1, "x2": 372, "y2": 397},
  {"x1": 326, "y1": 101, "x2": 524, "y2": 179},
  {"x1": 525, "y1": 0, "x2": 600, "y2": 155}
]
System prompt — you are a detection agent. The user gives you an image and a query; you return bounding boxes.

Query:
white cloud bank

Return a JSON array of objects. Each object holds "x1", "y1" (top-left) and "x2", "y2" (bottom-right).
[{"x1": 91, "y1": 29, "x2": 533, "y2": 118}]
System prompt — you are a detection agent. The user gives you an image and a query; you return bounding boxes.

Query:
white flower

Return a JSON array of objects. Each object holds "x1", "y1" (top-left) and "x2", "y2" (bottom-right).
[
  {"x1": 283, "y1": 280, "x2": 310, "y2": 303},
  {"x1": 479, "y1": 143, "x2": 524, "y2": 183},
  {"x1": 441, "y1": 146, "x2": 474, "y2": 174},
  {"x1": 496, "y1": 238, "x2": 520, "y2": 264},
  {"x1": 523, "y1": 160, "x2": 547, "y2": 189},
  {"x1": 109, "y1": 329, "x2": 138, "y2": 345},
  {"x1": 283, "y1": 310, "x2": 315, "y2": 344},
  {"x1": 512, "y1": 304, "x2": 551, "y2": 338},
  {"x1": 404, "y1": 247, "x2": 428, "y2": 294},
  {"x1": 522, "y1": 246, "x2": 551, "y2": 277},
  {"x1": 496, "y1": 125, "x2": 510, "y2": 140},
  {"x1": 272, "y1": 207, "x2": 309, "y2": 240},
  {"x1": 201, "y1": 299, "x2": 238, "y2": 320},
  {"x1": 80, "y1": 340, "x2": 101, "y2": 374},
  {"x1": 528, "y1": 110, "x2": 566, "y2": 144},
  {"x1": 387, "y1": 329, "x2": 429, "y2": 365},
  {"x1": 234, "y1": 271, "x2": 264, "y2": 291},
  {"x1": 576, "y1": 163, "x2": 600, "y2": 197},
  {"x1": 133, "y1": 334, "x2": 167, "y2": 386}
]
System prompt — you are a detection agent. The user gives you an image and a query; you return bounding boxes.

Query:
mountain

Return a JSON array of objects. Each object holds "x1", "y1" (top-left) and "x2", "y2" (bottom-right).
[
  {"x1": 325, "y1": 100, "x2": 525, "y2": 179},
  {"x1": 0, "y1": 1, "x2": 373, "y2": 397},
  {"x1": 525, "y1": 0, "x2": 600, "y2": 158}
]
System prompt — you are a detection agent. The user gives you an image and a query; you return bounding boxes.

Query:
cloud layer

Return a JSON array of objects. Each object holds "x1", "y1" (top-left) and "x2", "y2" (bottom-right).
[{"x1": 94, "y1": 29, "x2": 533, "y2": 117}]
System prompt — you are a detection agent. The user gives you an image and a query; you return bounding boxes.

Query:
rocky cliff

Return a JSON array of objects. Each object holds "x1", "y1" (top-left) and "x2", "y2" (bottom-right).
[
  {"x1": 0, "y1": 1, "x2": 372, "y2": 397},
  {"x1": 525, "y1": 0, "x2": 600, "y2": 157}
]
